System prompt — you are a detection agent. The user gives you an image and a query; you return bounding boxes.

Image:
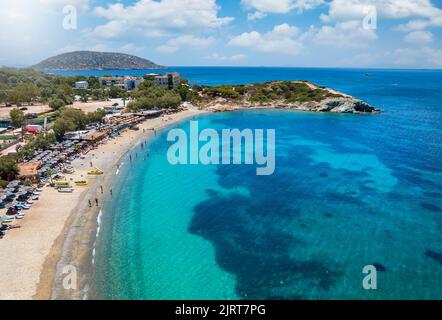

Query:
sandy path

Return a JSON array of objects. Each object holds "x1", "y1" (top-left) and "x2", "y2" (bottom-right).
[{"x1": 0, "y1": 108, "x2": 204, "y2": 300}]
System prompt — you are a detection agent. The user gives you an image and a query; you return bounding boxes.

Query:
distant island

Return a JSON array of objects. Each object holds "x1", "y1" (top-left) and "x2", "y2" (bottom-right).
[{"x1": 32, "y1": 51, "x2": 166, "y2": 71}]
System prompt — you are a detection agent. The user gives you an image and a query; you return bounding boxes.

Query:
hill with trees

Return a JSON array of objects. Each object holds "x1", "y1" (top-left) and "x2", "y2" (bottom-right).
[{"x1": 32, "y1": 51, "x2": 166, "y2": 71}]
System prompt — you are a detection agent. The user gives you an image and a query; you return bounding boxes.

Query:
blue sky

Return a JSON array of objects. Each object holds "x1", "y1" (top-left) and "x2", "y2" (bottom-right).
[{"x1": 1, "y1": 0, "x2": 442, "y2": 68}]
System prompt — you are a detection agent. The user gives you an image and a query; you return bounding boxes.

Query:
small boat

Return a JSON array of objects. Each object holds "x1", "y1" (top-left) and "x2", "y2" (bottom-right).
[
  {"x1": 15, "y1": 214, "x2": 25, "y2": 219},
  {"x1": 32, "y1": 195, "x2": 39, "y2": 200},
  {"x1": 75, "y1": 181, "x2": 88, "y2": 186},
  {"x1": 88, "y1": 169, "x2": 104, "y2": 175},
  {"x1": 58, "y1": 188, "x2": 74, "y2": 193}
]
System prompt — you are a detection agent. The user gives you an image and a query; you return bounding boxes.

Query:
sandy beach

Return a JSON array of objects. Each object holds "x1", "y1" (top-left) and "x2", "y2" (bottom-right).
[{"x1": 0, "y1": 108, "x2": 205, "y2": 300}]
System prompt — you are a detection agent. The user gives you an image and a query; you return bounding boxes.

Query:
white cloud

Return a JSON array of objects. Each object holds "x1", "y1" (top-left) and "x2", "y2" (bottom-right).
[
  {"x1": 393, "y1": 47, "x2": 442, "y2": 67},
  {"x1": 157, "y1": 35, "x2": 216, "y2": 53},
  {"x1": 205, "y1": 53, "x2": 247, "y2": 62},
  {"x1": 92, "y1": 0, "x2": 233, "y2": 39},
  {"x1": 242, "y1": 0, "x2": 296, "y2": 13},
  {"x1": 396, "y1": 15, "x2": 442, "y2": 31},
  {"x1": 242, "y1": 0, "x2": 324, "y2": 13},
  {"x1": 242, "y1": 0, "x2": 324, "y2": 21},
  {"x1": 321, "y1": 0, "x2": 442, "y2": 37},
  {"x1": 229, "y1": 24, "x2": 303, "y2": 55},
  {"x1": 314, "y1": 20, "x2": 378, "y2": 47},
  {"x1": 322, "y1": 0, "x2": 442, "y2": 21},
  {"x1": 404, "y1": 30, "x2": 433, "y2": 44},
  {"x1": 248, "y1": 11, "x2": 268, "y2": 21},
  {"x1": 39, "y1": 0, "x2": 90, "y2": 12}
]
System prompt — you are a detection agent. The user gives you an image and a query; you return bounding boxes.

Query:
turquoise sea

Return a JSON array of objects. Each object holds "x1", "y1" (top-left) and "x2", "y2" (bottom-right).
[{"x1": 57, "y1": 68, "x2": 442, "y2": 300}]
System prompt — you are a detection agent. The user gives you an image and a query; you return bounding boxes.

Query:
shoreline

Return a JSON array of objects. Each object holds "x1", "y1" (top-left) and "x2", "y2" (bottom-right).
[
  {"x1": 0, "y1": 105, "x2": 378, "y2": 300},
  {"x1": 0, "y1": 108, "x2": 205, "y2": 300},
  {"x1": 45, "y1": 108, "x2": 207, "y2": 300}
]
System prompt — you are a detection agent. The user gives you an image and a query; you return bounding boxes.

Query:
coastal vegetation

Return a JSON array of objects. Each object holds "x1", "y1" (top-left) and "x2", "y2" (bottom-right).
[
  {"x1": 127, "y1": 80, "x2": 197, "y2": 111},
  {"x1": 197, "y1": 81, "x2": 344, "y2": 104},
  {"x1": 0, "y1": 68, "x2": 127, "y2": 108},
  {"x1": 53, "y1": 108, "x2": 106, "y2": 140}
]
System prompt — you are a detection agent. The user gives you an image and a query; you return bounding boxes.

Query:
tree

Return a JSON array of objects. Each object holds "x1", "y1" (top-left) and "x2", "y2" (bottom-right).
[
  {"x1": 48, "y1": 98, "x2": 66, "y2": 110},
  {"x1": 58, "y1": 108, "x2": 87, "y2": 129},
  {"x1": 108, "y1": 85, "x2": 122, "y2": 99},
  {"x1": 53, "y1": 118, "x2": 77, "y2": 140},
  {"x1": 8, "y1": 83, "x2": 40, "y2": 105},
  {"x1": 86, "y1": 109, "x2": 106, "y2": 123},
  {"x1": 0, "y1": 155, "x2": 18, "y2": 181},
  {"x1": 9, "y1": 108, "x2": 26, "y2": 129},
  {"x1": 16, "y1": 133, "x2": 57, "y2": 159}
]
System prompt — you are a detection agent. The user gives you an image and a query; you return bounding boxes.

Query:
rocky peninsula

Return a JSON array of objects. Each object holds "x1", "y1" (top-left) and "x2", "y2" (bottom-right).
[{"x1": 193, "y1": 81, "x2": 379, "y2": 114}]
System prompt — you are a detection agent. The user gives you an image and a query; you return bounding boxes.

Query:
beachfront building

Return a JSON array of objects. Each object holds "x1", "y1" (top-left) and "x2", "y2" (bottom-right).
[
  {"x1": 153, "y1": 72, "x2": 181, "y2": 89},
  {"x1": 75, "y1": 81, "x2": 89, "y2": 89},
  {"x1": 99, "y1": 76, "x2": 144, "y2": 91}
]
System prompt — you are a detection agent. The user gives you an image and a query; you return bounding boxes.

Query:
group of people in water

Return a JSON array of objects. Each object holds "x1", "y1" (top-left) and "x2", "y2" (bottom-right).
[{"x1": 87, "y1": 134, "x2": 155, "y2": 209}]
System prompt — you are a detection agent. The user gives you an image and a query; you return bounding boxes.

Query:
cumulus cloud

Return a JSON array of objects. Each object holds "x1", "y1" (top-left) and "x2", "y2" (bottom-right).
[
  {"x1": 321, "y1": 0, "x2": 442, "y2": 21},
  {"x1": 404, "y1": 30, "x2": 433, "y2": 44},
  {"x1": 242, "y1": 0, "x2": 324, "y2": 21},
  {"x1": 313, "y1": 20, "x2": 378, "y2": 47},
  {"x1": 228, "y1": 24, "x2": 303, "y2": 55},
  {"x1": 157, "y1": 35, "x2": 216, "y2": 53},
  {"x1": 92, "y1": 0, "x2": 233, "y2": 39},
  {"x1": 242, "y1": 0, "x2": 324, "y2": 13}
]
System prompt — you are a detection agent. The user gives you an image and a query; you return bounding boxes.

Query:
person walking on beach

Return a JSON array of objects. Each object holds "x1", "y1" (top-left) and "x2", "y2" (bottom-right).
[
  {"x1": 95, "y1": 198, "x2": 99, "y2": 206},
  {"x1": 88, "y1": 200, "x2": 92, "y2": 208},
  {"x1": 110, "y1": 189, "x2": 113, "y2": 196},
  {"x1": 90, "y1": 161, "x2": 93, "y2": 167},
  {"x1": 100, "y1": 185, "x2": 104, "y2": 194}
]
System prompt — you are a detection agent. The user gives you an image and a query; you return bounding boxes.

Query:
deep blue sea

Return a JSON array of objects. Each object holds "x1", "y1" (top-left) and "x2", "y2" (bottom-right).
[{"x1": 57, "y1": 68, "x2": 442, "y2": 300}]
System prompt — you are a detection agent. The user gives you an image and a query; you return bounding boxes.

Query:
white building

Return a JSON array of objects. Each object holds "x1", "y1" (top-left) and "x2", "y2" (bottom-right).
[{"x1": 75, "y1": 81, "x2": 89, "y2": 89}]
